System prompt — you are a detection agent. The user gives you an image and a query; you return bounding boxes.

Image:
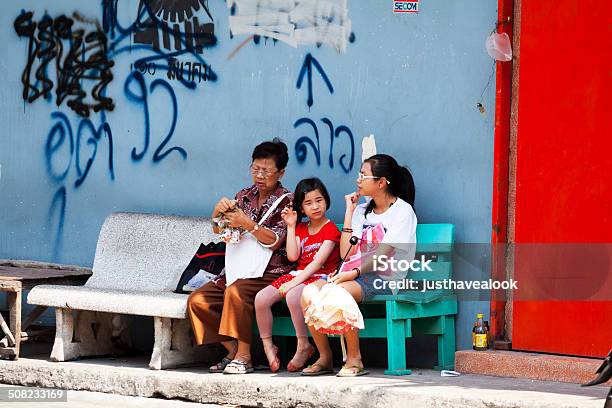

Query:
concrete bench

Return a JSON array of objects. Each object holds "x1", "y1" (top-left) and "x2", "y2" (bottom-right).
[{"x1": 27, "y1": 212, "x2": 217, "y2": 370}]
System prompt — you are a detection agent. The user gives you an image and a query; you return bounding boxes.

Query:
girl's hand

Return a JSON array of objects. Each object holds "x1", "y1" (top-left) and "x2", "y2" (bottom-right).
[
  {"x1": 281, "y1": 205, "x2": 298, "y2": 227},
  {"x1": 328, "y1": 269, "x2": 359, "y2": 285},
  {"x1": 344, "y1": 192, "x2": 360, "y2": 214},
  {"x1": 278, "y1": 282, "x2": 296, "y2": 297}
]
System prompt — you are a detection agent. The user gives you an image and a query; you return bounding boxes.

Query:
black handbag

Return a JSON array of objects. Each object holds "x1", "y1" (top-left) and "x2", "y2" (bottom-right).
[{"x1": 174, "y1": 242, "x2": 226, "y2": 294}]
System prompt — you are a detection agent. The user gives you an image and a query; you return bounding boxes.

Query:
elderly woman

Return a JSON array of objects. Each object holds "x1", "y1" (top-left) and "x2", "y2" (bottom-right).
[{"x1": 187, "y1": 139, "x2": 293, "y2": 374}]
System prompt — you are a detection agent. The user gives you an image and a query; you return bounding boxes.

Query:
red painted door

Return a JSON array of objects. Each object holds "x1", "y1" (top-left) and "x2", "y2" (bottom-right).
[{"x1": 512, "y1": 0, "x2": 612, "y2": 357}]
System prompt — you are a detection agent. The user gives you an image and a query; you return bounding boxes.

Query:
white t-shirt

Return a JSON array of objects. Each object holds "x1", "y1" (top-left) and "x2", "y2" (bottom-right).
[
  {"x1": 351, "y1": 197, "x2": 417, "y2": 248},
  {"x1": 351, "y1": 198, "x2": 417, "y2": 284}
]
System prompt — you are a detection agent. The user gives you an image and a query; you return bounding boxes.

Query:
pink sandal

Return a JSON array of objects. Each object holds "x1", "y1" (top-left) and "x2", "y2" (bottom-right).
[{"x1": 287, "y1": 345, "x2": 315, "y2": 372}]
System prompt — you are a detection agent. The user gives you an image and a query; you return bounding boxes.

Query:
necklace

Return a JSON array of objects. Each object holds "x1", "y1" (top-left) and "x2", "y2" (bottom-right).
[{"x1": 373, "y1": 197, "x2": 396, "y2": 214}]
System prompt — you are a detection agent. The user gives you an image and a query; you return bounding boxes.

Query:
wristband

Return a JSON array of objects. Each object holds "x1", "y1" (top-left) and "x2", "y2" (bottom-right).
[{"x1": 352, "y1": 267, "x2": 361, "y2": 278}]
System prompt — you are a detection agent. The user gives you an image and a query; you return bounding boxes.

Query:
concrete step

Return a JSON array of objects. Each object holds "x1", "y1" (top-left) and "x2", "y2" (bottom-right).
[
  {"x1": 0, "y1": 354, "x2": 608, "y2": 408},
  {"x1": 455, "y1": 349, "x2": 611, "y2": 385}
]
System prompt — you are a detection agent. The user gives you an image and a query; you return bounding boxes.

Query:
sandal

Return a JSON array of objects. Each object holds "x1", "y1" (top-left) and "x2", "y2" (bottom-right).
[
  {"x1": 264, "y1": 345, "x2": 280, "y2": 373},
  {"x1": 223, "y1": 359, "x2": 254, "y2": 374},
  {"x1": 209, "y1": 356, "x2": 232, "y2": 373},
  {"x1": 300, "y1": 363, "x2": 334, "y2": 376},
  {"x1": 336, "y1": 365, "x2": 370, "y2": 377},
  {"x1": 287, "y1": 345, "x2": 315, "y2": 372}
]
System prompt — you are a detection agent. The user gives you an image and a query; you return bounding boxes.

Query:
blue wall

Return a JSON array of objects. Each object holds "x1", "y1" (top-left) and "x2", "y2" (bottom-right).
[{"x1": 0, "y1": 1, "x2": 496, "y2": 350}]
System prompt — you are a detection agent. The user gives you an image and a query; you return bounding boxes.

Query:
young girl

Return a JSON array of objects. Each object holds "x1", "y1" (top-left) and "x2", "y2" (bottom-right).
[{"x1": 254, "y1": 178, "x2": 341, "y2": 372}]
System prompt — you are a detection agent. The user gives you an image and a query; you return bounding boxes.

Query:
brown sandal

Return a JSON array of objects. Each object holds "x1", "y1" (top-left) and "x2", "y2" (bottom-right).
[{"x1": 300, "y1": 363, "x2": 334, "y2": 376}]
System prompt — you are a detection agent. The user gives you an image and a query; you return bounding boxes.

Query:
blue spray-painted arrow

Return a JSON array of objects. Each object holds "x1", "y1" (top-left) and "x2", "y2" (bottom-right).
[{"x1": 296, "y1": 53, "x2": 334, "y2": 108}]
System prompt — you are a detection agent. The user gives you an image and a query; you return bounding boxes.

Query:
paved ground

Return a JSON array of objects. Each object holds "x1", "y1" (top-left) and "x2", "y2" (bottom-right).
[
  {"x1": 0, "y1": 384, "x2": 229, "y2": 408},
  {"x1": 0, "y1": 352, "x2": 608, "y2": 408}
]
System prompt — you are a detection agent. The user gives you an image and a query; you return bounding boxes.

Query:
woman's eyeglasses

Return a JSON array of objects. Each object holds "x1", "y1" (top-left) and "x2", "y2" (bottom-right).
[
  {"x1": 358, "y1": 172, "x2": 390, "y2": 184},
  {"x1": 357, "y1": 172, "x2": 379, "y2": 181},
  {"x1": 250, "y1": 165, "x2": 277, "y2": 178}
]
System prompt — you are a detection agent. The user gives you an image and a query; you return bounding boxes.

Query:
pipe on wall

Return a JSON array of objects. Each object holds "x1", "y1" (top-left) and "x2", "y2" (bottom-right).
[{"x1": 489, "y1": 0, "x2": 514, "y2": 343}]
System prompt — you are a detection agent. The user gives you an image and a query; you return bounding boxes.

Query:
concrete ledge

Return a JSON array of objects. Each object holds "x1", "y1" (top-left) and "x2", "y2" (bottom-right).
[
  {"x1": 455, "y1": 350, "x2": 612, "y2": 385},
  {"x1": 0, "y1": 355, "x2": 607, "y2": 408}
]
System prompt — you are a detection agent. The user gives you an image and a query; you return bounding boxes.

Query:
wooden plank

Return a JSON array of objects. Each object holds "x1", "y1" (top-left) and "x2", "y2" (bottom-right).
[
  {"x1": 18, "y1": 276, "x2": 91, "y2": 290},
  {"x1": 22, "y1": 306, "x2": 48, "y2": 332},
  {"x1": 435, "y1": 315, "x2": 456, "y2": 370},
  {"x1": 7, "y1": 288, "x2": 21, "y2": 359},
  {"x1": 0, "y1": 312, "x2": 16, "y2": 346},
  {"x1": 0, "y1": 266, "x2": 91, "y2": 281},
  {"x1": 387, "y1": 297, "x2": 458, "y2": 320},
  {"x1": 20, "y1": 327, "x2": 54, "y2": 342},
  {"x1": 415, "y1": 224, "x2": 455, "y2": 246},
  {"x1": 358, "y1": 318, "x2": 388, "y2": 338},
  {"x1": 412, "y1": 317, "x2": 444, "y2": 335},
  {"x1": 0, "y1": 347, "x2": 17, "y2": 359},
  {"x1": 0, "y1": 280, "x2": 22, "y2": 291}
]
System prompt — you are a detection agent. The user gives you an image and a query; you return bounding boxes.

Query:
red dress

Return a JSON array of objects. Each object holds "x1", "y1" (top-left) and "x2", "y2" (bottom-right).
[{"x1": 270, "y1": 220, "x2": 341, "y2": 289}]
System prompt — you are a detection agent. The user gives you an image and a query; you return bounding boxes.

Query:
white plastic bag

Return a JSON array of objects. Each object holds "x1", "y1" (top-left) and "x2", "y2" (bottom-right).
[
  {"x1": 486, "y1": 32, "x2": 512, "y2": 62},
  {"x1": 183, "y1": 269, "x2": 217, "y2": 292}
]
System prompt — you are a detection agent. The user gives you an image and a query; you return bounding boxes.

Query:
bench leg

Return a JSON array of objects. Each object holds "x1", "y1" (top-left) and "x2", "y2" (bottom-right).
[
  {"x1": 50, "y1": 308, "x2": 119, "y2": 362},
  {"x1": 2, "y1": 288, "x2": 22, "y2": 360},
  {"x1": 434, "y1": 315, "x2": 456, "y2": 370},
  {"x1": 384, "y1": 302, "x2": 412, "y2": 376},
  {"x1": 51, "y1": 308, "x2": 77, "y2": 361},
  {"x1": 149, "y1": 317, "x2": 207, "y2": 370}
]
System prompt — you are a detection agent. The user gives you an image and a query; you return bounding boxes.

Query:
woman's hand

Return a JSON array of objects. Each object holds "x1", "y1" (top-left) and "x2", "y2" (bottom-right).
[
  {"x1": 328, "y1": 269, "x2": 359, "y2": 285},
  {"x1": 214, "y1": 197, "x2": 235, "y2": 215},
  {"x1": 344, "y1": 192, "x2": 360, "y2": 214},
  {"x1": 281, "y1": 205, "x2": 298, "y2": 228},
  {"x1": 223, "y1": 208, "x2": 251, "y2": 229}
]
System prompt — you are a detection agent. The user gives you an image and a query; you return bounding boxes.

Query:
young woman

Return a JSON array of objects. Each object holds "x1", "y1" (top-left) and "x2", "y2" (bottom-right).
[{"x1": 301, "y1": 154, "x2": 417, "y2": 376}]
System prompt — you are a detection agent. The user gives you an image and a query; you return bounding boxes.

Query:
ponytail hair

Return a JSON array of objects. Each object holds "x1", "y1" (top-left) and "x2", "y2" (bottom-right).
[{"x1": 363, "y1": 154, "x2": 416, "y2": 217}]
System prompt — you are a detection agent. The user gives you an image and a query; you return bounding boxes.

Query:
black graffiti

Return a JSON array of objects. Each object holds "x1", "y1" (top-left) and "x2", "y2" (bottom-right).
[
  {"x1": 167, "y1": 58, "x2": 212, "y2": 82},
  {"x1": 14, "y1": 11, "x2": 115, "y2": 117},
  {"x1": 132, "y1": 59, "x2": 211, "y2": 83},
  {"x1": 133, "y1": 0, "x2": 216, "y2": 54},
  {"x1": 133, "y1": 61, "x2": 158, "y2": 76},
  {"x1": 296, "y1": 53, "x2": 334, "y2": 109},
  {"x1": 102, "y1": 1, "x2": 217, "y2": 88}
]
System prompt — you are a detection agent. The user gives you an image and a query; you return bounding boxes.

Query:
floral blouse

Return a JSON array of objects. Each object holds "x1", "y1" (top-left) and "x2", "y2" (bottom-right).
[{"x1": 234, "y1": 183, "x2": 293, "y2": 276}]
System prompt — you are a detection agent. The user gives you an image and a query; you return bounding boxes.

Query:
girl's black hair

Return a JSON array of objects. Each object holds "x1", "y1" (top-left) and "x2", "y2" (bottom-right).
[
  {"x1": 292, "y1": 177, "x2": 331, "y2": 221},
  {"x1": 362, "y1": 154, "x2": 416, "y2": 217},
  {"x1": 252, "y1": 137, "x2": 289, "y2": 170}
]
